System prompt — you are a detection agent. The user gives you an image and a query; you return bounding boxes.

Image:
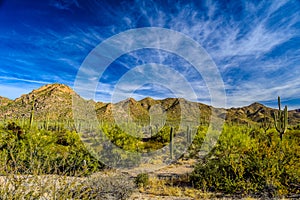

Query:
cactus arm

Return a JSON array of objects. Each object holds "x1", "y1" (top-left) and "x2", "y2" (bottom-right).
[
  {"x1": 273, "y1": 112, "x2": 280, "y2": 132},
  {"x1": 278, "y1": 96, "x2": 281, "y2": 111}
]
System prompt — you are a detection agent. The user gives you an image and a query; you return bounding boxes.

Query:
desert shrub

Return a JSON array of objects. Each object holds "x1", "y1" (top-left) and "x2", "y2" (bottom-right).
[
  {"x1": 102, "y1": 124, "x2": 142, "y2": 151},
  {"x1": 151, "y1": 126, "x2": 172, "y2": 144},
  {"x1": 0, "y1": 125, "x2": 104, "y2": 175},
  {"x1": 101, "y1": 123, "x2": 178, "y2": 153},
  {"x1": 0, "y1": 173, "x2": 135, "y2": 200},
  {"x1": 49, "y1": 175, "x2": 135, "y2": 200},
  {"x1": 190, "y1": 126, "x2": 300, "y2": 197},
  {"x1": 134, "y1": 173, "x2": 149, "y2": 187}
]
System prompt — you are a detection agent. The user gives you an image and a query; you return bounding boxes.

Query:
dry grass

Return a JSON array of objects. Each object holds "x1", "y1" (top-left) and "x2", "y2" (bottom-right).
[
  {"x1": 138, "y1": 177, "x2": 214, "y2": 199},
  {"x1": 0, "y1": 171, "x2": 135, "y2": 199},
  {"x1": 134, "y1": 176, "x2": 289, "y2": 200}
]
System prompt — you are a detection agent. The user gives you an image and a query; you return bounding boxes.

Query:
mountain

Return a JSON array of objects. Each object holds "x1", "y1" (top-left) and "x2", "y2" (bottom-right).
[
  {"x1": 139, "y1": 97, "x2": 157, "y2": 110},
  {"x1": 95, "y1": 98, "x2": 149, "y2": 123},
  {"x1": 0, "y1": 96, "x2": 12, "y2": 107},
  {"x1": 289, "y1": 109, "x2": 300, "y2": 125},
  {"x1": 0, "y1": 83, "x2": 299, "y2": 126},
  {"x1": 0, "y1": 83, "x2": 79, "y2": 120},
  {"x1": 225, "y1": 102, "x2": 274, "y2": 124}
]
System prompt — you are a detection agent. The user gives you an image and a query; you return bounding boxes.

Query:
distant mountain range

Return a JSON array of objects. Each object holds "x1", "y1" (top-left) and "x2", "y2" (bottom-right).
[{"x1": 0, "y1": 83, "x2": 299, "y2": 125}]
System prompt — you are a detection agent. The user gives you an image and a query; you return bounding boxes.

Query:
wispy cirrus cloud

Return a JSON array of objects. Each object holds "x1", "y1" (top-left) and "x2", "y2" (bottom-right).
[
  {"x1": 0, "y1": 0, "x2": 299, "y2": 109},
  {"x1": 0, "y1": 76, "x2": 50, "y2": 85},
  {"x1": 106, "y1": 0, "x2": 299, "y2": 108}
]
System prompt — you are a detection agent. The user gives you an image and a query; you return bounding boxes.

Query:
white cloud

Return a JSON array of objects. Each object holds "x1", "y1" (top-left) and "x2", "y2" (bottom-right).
[
  {"x1": 2, "y1": 0, "x2": 299, "y2": 108},
  {"x1": 0, "y1": 76, "x2": 50, "y2": 85}
]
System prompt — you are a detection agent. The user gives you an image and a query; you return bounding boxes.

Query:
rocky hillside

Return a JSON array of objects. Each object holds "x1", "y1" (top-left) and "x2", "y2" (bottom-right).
[
  {"x1": 0, "y1": 83, "x2": 79, "y2": 120},
  {"x1": 0, "y1": 96, "x2": 12, "y2": 107},
  {"x1": 225, "y1": 102, "x2": 275, "y2": 124},
  {"x1": 0, "y1": 83, "x2": 299, "y2": 126}
]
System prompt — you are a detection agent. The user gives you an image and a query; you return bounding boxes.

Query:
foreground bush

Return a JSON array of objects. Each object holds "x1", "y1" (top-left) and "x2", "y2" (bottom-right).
[
  {"x1": 0, "y1": 122, "x2": 104, "y2": 175},
  {"x1": 190, "y1": 126, "x2": 300, "y2": 197},
  {"x1": 134, "y1": 173, "x2": 149, "y2": 188}
]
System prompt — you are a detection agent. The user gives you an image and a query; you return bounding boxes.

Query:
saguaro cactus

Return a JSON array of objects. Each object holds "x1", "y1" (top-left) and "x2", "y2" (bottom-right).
[
  {"x1": 170, "y1": 127, "x2": 174, "y2": 159},
  {"x1": 149, "y1": 126, "x2": 153, "y2": 137},
  {"x1": 187, "y1": 126, "x2": 192, "y2": 143},
  {"x1": 273, "y1": 96, "x2": 288, "y2": 141},
  {"x1": 29, "y1": 96, "x2": 35, "y2": 128},
  {"x1": 44, "y1": 113, "x2": 50, "y2": 130}
]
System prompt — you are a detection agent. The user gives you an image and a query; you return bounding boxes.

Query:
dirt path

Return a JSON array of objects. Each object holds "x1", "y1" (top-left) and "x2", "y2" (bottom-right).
[
  {"x1": 124, "y1": 159, "x2": 197, "y2": 178},
  {"x1": 1, "y1": 160, "x2": 273, "y2": 200},
  {"x1": 150, "y1": 159, "x2": 197, "y2": 178}
]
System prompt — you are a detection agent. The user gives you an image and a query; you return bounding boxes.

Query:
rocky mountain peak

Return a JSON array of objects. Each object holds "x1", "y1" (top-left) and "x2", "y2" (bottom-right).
[
  {"x1": 32, "y1": 83, "x2": 75, "y2": 96},
  {"x1": 0, "y1": 83, "x2": 299, "y2": 125}
]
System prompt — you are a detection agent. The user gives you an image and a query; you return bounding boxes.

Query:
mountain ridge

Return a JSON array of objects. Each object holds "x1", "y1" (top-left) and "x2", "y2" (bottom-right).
[{"x1": 0, "y1": 83, "x2": 299, "y2": 125}]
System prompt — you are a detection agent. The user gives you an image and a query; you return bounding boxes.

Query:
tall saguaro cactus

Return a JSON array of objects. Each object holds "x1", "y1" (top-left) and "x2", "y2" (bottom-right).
[
  {"x1": 273, "y1": 96, "x2": 288, "y2": 141},
  {"x1": 44, "y1": 113, "x2": 50, "y2": 130},
  {"x1": 187, "y1": 126, "x2": 192, "y2": 144},
  {"x1": 170, "y1": 127, "x2": 174, "y2": 159},
  {"x1": 29, "y1": 96, "x2": 35, "y2": 128}
]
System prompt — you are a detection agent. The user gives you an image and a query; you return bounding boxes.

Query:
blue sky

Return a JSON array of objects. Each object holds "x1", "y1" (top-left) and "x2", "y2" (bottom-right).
[{"x1": 0, "y1": 0, "x2": 299, "y2": 109}]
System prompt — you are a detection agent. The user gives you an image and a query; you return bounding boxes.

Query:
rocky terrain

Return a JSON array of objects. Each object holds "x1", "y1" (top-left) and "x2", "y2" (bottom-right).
[{"x1": 0, "y1": 83, "x2": 299, "y2": 126}]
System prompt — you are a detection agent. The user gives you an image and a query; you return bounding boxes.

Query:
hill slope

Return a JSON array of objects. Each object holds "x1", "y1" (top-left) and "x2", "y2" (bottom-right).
[
  {"x1": 0, "y1": 83, "x2": 299, "y2": 126},
  {"x1": 0, "y1": 83, "x2": 78, "y2": 120},
  {"x1": 0, "y1": 97, "x2": 12, "y2": 107}
]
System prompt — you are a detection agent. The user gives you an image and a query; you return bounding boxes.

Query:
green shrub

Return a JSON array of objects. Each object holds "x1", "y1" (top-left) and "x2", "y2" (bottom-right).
[
  {"x1": 0, "y1": 124, "x2": 104, "y2": 175},
  {"x1": 134, "y1": 173, "x2": 149, "y2": 188},
  {"x1": 190, "y1": 125, "x2": 300, "y2": 197}
]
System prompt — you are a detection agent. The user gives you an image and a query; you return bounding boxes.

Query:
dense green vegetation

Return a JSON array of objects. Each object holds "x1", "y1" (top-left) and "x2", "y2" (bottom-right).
[
  {"x1": 1, "y1": 84, "x2": 299, "y2": 199},
  {"x1": 0, "y1": 121, "x2": 103, "y2": 176},
  {"x1": 0, "y1": 117, "x2": 299, "y2": 198},
  {"x1": 190, "y1": 125, "x2": 300, "y2": 197}
]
